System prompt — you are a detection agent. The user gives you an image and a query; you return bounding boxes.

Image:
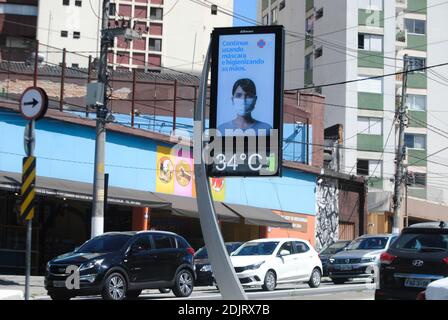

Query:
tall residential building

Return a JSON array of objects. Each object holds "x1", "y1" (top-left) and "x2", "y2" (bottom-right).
[
  {"x1": 0, "y1": 0, "x2": 38, "y2": 61},
  {"x1": 36, "y1": 0, "x2": 234, "y2": 73},
  {"x1": 258, "y1": 0, "x2": 448, "y2": 223}
]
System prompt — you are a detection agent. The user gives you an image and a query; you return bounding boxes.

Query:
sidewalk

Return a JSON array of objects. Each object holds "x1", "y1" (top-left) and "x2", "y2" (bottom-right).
[{"x1": 0, "y1": 275, "x2": 46, "y2": 299}]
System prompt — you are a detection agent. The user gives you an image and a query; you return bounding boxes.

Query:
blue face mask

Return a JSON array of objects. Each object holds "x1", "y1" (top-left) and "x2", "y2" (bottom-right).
[{"x1": 233, "y1": 98, "x2": 255, "y2": 116}]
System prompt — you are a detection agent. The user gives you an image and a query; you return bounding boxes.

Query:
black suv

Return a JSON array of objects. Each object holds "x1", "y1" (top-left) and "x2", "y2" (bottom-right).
[
  {"x1": 45, "y1": 231, "x2": 196, "y2": 300},
  {"x1": 376, "y1": 222, "x2": 448, "y2": 300}
]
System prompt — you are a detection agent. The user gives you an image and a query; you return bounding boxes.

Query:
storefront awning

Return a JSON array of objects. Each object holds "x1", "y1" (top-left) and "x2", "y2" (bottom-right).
[
  {"x1": 152, "y1": 193, "x2": 240, "y2": 223},
  {"x1": 223, "y1": 203, "x2": 292, "y2": 228},
  {"x1": 0, "y1": 171, "x2": 170, "y2": 208}
]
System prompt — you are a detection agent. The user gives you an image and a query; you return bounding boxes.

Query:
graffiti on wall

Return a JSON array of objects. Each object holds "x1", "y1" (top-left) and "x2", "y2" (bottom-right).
[{"x1": 315, "y1": 178, "x2": 339, "y2": 252}]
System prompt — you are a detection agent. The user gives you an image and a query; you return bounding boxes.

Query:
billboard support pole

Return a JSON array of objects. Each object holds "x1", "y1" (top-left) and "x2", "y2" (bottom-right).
[{"x1": 194, "y1": 43, "x2": 248, "y2": 300}]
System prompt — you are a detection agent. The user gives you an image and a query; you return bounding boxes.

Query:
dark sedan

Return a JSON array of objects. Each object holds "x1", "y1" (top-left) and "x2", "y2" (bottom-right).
[
  {"x1": 376, "y1": 222, "x2": 448, "y2": 300},
  {"x1": 319, "y1": 240, "x2": 352, "y2": 276},
  {"x1": 194, "y1": 242, "x2": 243, "y2": 286}
]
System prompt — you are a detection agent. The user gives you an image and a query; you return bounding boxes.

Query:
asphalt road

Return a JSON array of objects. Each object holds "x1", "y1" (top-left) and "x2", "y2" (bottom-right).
[{"x1": 33, "y1": 279, "x2": 376, "y2": 300}]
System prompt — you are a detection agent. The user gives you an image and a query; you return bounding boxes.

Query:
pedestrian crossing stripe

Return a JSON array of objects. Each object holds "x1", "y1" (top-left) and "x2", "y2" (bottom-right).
[{"x1": 21, "y1": 156, "x2": 36, "y2": 221}]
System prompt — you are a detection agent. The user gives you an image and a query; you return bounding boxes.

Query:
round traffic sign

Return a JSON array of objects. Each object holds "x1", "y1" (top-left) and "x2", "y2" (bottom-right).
[{"x1": 19, "y1": 87, "x2": 49, "y2": 121}]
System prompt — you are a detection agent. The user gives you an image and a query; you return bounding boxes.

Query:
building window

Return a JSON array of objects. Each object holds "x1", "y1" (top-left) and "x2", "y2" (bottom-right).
[
  {"x1": 262, "y1": 14, "x2": 269, "y2": 25},
  {"x1": 314, "y1": 47, "x2": 323, "y2": 59},
  {"x1": 406, "y1": 94, "x2": 426, "y2": 111},
  {"x1": 279, "y1": 0, "x2": 286, "y2": 10},
  {"x1": 61, "y1": 30, "x2": 68, "y2": 37},
  {"x1": 150, "y1": 8, "x2": 163, "y2": 20},
  {"x1": 306, "y1": 16, "x2": 314, "y2": 34},
  {"x1": 109, "y1": 3, "x2": 116, "y2": 16},
  {"x1": 404, "y1": 134, "x2": 426, "y2": 150},
  {"x1": 409, "y1": 172, "x2": 426, "y2": 188},
  {"x1": 271, "y1": 7, "x2": 278, "y2": 24},
  {"x1": 357, "y1": 117, "x2": 383, "y2": 135},
  {"x1": 149, "y1": 38, "x2": 162, "y2": 52},
  {"x1": 315, "y1": 8, "x2": 323, "y2": 19},
  {"x1": 357, "y1": 159, "x2": 382, "y2": 177},
  {"x1": 211, "y1": 4, "x2": 218, "y2": 15},
  {"x1": 408, "y1": 56, "x2": 426, "y2": 72},
  {"x1": 405, "y1": 18, "x2": 426, "y2": 35},
  {"x1": 305, "y1": 53, "x2": 313, "y2": 71},
  {"x1": 358, "y1": 33, "x2": 383, "y2": 52},
  {"x1": 73, "y1": 32, "x2": 81, "y2": 39},
  {"x1": 75, "y1": 0, "x2": 82, "y2": 7},
  {"x1": 358, "y1": 75, "x2": 383, "y2": 94},
  {"x1": 63, "y1": 0, "x2": 70, "y2": 6},
  {"x1": 358, "y1": 0, "x2": 383, "y2": 11}
]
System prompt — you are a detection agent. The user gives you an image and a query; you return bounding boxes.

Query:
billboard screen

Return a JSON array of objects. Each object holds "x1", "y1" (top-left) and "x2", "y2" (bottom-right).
[{"x1": 208, "y1": 26, "x2": 284, "y2": 177}]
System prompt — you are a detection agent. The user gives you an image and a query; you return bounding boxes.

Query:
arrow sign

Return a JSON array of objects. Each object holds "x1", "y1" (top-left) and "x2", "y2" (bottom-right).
[
  {"x1": 19, "y1": 87, "x2": 48, "y2": 121},
  {"x1": 24, "y1": 98, "x2": 39, "y2": 108}
]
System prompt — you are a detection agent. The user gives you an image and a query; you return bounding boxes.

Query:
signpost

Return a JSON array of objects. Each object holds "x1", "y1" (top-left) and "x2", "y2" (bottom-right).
[
  {"x1": 19, "y1": 86, "x2": 48, "y2": 300},
  {"x1": 194, "y1": 26, "x2": 284, "y2": 300}
]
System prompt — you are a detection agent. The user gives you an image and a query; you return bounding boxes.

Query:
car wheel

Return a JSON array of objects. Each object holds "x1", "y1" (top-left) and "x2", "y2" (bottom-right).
[
  {"x1": 172, "y1": 269, "x2": 194, "y2": 298},
  {"x1": 125, "y1": 289, "x2": 142, "y2": 299},
  {"x1": 332, "y1": 278, "x2": 347, "y2": 285},
  {"x1": 49, "y1": 293, "x2": 72, "y2": 300},
  {"x1": 159, "y1": 288, "x2": 171, "y2": 294},
  {"x1": 262, "y1": 270, "x2": 277, "y2": 291},
  {"x1": 102, "y1": 272, "x2": 127, "y2": 300},
  {"x1": 308, "y1": 268, "x2": 322, "y2": 288}
]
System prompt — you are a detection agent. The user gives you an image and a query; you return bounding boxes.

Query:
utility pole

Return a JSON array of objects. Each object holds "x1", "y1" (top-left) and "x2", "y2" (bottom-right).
[
  {"x1": 392, "y1": 54, "x2": 409, "y2": 234},
  {"x1": 91, "y1": 0, "x2": 141, "y2": 237}
]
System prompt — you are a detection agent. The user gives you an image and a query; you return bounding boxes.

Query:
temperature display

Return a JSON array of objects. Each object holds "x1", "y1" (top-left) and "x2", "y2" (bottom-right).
[{"x1": 213, "y1": 153, "x2": 277, "y2": 177}]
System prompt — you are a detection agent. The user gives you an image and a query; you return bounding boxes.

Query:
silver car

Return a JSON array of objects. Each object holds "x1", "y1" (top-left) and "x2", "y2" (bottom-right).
[{"x1": 328, "y1": 234, "x2": 398, "y2": 284}]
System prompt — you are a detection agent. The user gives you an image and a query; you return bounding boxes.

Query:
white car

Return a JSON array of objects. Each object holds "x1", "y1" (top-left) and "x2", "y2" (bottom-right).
[{"x1": 230, "y1": 238, "x2": 323, "y2": 291}]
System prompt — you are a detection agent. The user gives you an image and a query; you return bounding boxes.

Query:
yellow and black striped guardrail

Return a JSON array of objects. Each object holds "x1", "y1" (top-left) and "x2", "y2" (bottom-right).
[{"x1": 21, "y1": 156, "x2": 36, "y2": 221}]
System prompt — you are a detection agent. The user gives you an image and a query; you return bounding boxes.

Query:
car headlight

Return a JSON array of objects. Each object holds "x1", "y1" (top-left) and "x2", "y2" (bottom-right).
[
  {"x1": 329, "y1": 258, "x2": 335, "y2": 264},
  {"x1": 79, "y1": 259, "x2": 104, "y2": 271},
  {"x1": 46, "y1": 261, "x2": 51, "y2": 272},
  {"x1": 200, "y1": 265, "x2": 212, "y2": 272},
  {"x1": 246, "y1": 261, "x2": 265, "y2": 270},
  {"x1": 361, "y1": 257, "x2": 376, "y2": 263}
]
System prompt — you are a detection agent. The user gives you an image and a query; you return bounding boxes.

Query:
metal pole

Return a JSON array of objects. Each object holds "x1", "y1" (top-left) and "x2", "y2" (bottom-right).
[
  {"x1": 91, "y1": 0, "x2": 110, "y2": 238},
  {"x1": 393, "y1": 54, "x2": 409, "y2": 234},
  {"x1": 87, "y1": 55, "x2": 93, "y2": 117},
  {"x1": 193, "y1": 43, "x2": 247, "y2": 300},
  {"x1": 24, "y1": 120, "x2": 35, "y2": 300},
  {"x1": 131, "y1": 69, "x2": 136, "y2": 128},
  {"x1": 173, "y1": 80, "x2": 178, "y2": 132},
  {"x1": 33, "y1": 41, "x2": 39, "y2": 87},
  {"x1": 59, "y1": 48, "x2": 66, "y2": 111}
]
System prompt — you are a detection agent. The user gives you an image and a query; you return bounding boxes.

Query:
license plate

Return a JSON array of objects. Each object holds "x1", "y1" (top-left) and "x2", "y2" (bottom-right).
[
  {"x1": 53, "y1": 280, "x2": 66, "y2": 288},
  {"x1": 340, "y1": 265, "x2": 353, "y2": 271},
  {"x1": 404, "y1": 278, "x2": 431, "y2": 288}
]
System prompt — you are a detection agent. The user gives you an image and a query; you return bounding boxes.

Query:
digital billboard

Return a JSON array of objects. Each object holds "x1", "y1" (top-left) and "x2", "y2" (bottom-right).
[{"x1": 208, "y1": 26, "x2": 285, "y2": 177}]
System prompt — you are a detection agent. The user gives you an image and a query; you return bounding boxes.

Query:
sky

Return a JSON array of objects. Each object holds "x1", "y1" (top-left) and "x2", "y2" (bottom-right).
[{"x1": 233, "y1": 0, "x2": 258, "y2": 26}]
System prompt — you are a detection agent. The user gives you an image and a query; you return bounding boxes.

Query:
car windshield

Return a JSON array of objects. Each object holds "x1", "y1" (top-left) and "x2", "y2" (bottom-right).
[
  {"x1": 195, "y1": 244, "x2": 241, "y2": 259},
  {"x1": 232, "y1": 242, "x2": 279, "y2": 256},
  {"x1": 346, "y1": 237, "x2": 389, "y2": 250},
  {"x1": 391, "y1": 233, "x2": 448, "y2": 252},
  {"x1": 321, "y1": 242, "x2": 350, "y2": 255},
  {"x1": 77, "y1": 235, "x2": 132, "y2": 253}
]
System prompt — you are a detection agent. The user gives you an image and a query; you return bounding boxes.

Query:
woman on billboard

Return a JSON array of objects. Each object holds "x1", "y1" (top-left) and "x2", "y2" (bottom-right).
[{"x1": 217, "y1": 78, "x2": 272, "y2": 136}]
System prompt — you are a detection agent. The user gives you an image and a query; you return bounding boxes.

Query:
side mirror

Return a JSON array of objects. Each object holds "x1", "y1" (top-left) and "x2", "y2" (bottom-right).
[{"x1": 279, "y1": 250, "x2": 290, "y2": 256}]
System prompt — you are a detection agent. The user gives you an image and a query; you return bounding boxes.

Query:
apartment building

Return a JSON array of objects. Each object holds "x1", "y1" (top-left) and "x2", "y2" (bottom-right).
[
  {"x1": 258, "y1": 0, "x2": 448, "y2": 225},
  {"x1": 36, "y1": 0, "x2": 234, "y2": 73},
  {"x1": 259, "y1": 0, "x2": 396, "y2": 195},
  {"x1": 0, "y1": 0, "x2": 38, "y2": 61}
]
